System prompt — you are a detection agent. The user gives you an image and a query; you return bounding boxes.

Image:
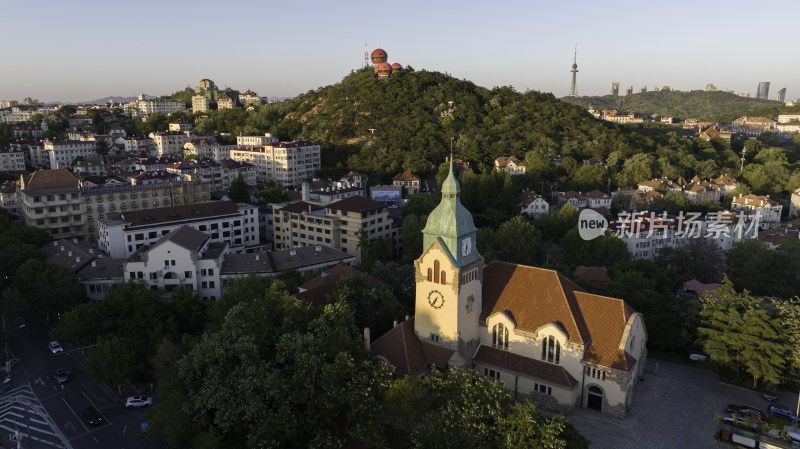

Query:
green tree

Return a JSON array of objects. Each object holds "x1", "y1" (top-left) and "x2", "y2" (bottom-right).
[
  {"x1": 488, "y1": 216, "x2": 544, "y2": 266},
  {"x1": 8, "y1": 259, "x2": 87, "y2": 321},
  {"x1": 696, "y1": 279, "x2": 790, "y2": 387},
  {"x1": 228, "y1": 172, "x2": 250, "y2": 203},
  {"x1": 560, "y1": 229, "x2": 631, "y2": 268},
  {"x1": 257, "y1": 182, "x2": 290, "y2": 204}
]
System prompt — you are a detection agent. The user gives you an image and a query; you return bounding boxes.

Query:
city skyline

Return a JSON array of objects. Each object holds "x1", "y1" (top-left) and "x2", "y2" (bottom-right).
[{"x1": 2, "y1": 0, "x2": 798, "y2": 104}]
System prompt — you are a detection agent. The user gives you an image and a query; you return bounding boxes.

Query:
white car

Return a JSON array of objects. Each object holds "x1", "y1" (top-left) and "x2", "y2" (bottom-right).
[
  {"x1": 49, "y1": 341, "x2": 63, "y2": 354},
  {"x1": 125, "y1": 396, "x2": 152, "y2": 408}
]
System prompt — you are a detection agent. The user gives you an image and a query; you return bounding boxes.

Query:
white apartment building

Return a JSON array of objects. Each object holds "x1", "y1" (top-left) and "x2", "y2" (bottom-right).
[
  {"x1": 236, "y1": 133, "x2": 279, "y2": 147},
  {"x1": 125, "y1": 96, "x2": 186, "y2": 118},
  {"x1": 168, "y1": 120, "x2": 193, "y2": 132},
  {"x1": 217, "y1": 94, "x2": 235, "y2": 109},
  {"x1": 132, "y1": 156, "x2": 181, "y2": 172},
  {"x1": 192, "y1": 95, "x2": 210, "y2": 113},
  {"x1": 44, "y1": 140, "x2": 96, "y2": 169},
  {"x1": 72, "y1": 158, "x2": 106, "y2": 177},
  {"x1": 777, "y1": 113, "x2": 800, "y2": 123},
  {"x1": 518, "y1": 189, "x2": 550, "y2": 218},
  {"x1": 0, "y1": 148, "x2": 26, "y2": 172},
  {"x1": 97, "y1": 200, "x2": 259, "y2": 259},
  {"x1": 731, "y1": 194, "x2": 782, "y2": 228},
  {"x1": 0, "y1": 182, "x2": 20, "y2": 217},
  {"x1": 149, "y1": 131, "x2": 192, "y2": 156},
  {"x1": 229, "y1": 140, "x2": 320, "y2": 188},
  {"x1": 166, "y1": 159, "x2": 256, "y2": 192},
  {"x1": 183, "y1": 142, "x2": 236, "y2": 160},
  {"x1": 119, "y1": 136, "x2": 155, "y2": 154},
  {"x1": 273, "y1": 196, "x2": 398, "y2": 262},
  {"x1": 9, "y1": 139, "x2": 47, "y2": 168},
  {"x1": 130, "y1": 170, "x2": 182, "y2": 186}
]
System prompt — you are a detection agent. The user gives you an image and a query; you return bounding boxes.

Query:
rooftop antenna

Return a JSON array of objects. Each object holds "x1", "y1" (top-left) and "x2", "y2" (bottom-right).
[{"x1": 450, "y1": 136, "x2": 454, "y2": 163}]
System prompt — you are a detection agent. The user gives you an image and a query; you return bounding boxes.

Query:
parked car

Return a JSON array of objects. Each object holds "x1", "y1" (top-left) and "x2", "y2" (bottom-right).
[
  {"x1": 725, "y1": 404, "x2": 766, "y2": 421},
  {"x1": 762, "y1": 383, "x2": 779, "y2": 402},
  {"x1": 125, "y1": 396, "x2": 153, "y2": 408},
  {"x1": 48, "y1": 341, "x2": 63, "y2": 354},
  {"x1": 721, "y1": 412, "x2": 761, "y2": 429},
  {"x1": 82, "y1": 407, "x2": 103, "y2": 426},
  {"x1": 54, "y1": 369, "x2": 70, "y2": 384},
  {"x1": 768, "y1": 404, "x2": 798, "y2": 423}
]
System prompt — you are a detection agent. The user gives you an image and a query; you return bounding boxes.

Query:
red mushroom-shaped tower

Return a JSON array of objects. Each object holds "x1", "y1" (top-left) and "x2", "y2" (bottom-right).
[
  {"x1": 376, "y1": 62, "x2": 393, "y2": 78},
  {"x1": 391, "y1": 62, "x2": 402, "y2": 71},
  {"x1": 371, "y1": 48, "x2": 388, "y2": 65}
]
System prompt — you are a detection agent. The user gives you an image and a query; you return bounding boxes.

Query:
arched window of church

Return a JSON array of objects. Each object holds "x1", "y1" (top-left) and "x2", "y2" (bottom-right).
[
  {"x1": 433, "y1": 260, "x2": 440, "y2": 283},
  {"x1": 427, "y1": 268, "x2": 432, "y2": 282},
  {"x1": 542, "y1": 336, "x2": 560, "y2": 364},
  {"x1": 440, "y1": 271, "x2": 446, "y2": 285},
  {"x1": 492, "y1": 323, "x2": 509, "y2": 350}
]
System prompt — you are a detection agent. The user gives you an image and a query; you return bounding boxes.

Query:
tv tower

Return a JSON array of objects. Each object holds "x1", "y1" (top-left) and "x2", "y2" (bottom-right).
[
  {"x1": 568, "y1": 43, "x2": 579, "y2": 97},
  {"x1": 363, "y1": 43, "x2": 369, "y2": 68}
]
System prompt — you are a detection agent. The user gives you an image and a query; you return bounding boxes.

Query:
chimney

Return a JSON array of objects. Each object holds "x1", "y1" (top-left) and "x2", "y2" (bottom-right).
[
  {"x1": 91, "y1": 260, "x2": 97, "y2": 267},
  {"x1": 68, "y1": 251, "x2": 73, "y2": 257},
  {"x1": 393, "y1": 320, "x2": 398, "y2": 328},
  {"x1": 302, "y1": 182, "x2": 310, "y2": 201},
  {"x1": 315, "y1": 245, "x2": 322, "y2": 252},
  {"x1": 60, "y1": 246, "x2": 65, "y2": 251},
  {"x1": 76, "y1": 256, "x2": 81, "y2": 263},
  {"x1": 255, "y1": 254, "x2": 260, "y2": 261},
  {"x1": 73, "y1": 238, "x2": 78, "y2": 244},
  {"x1": 53, "y1": 241, "x2": 58, "y2": 246},
  {"x1": 363, "y1": 327, "x2": 371, "y2": 351},
  {"x1": 405, "y1": 314, "x2": 409, "y2": 321},
  {"x1": 321, "y1": 272, "x2": 330, "y2": 283},
  {"x1": 89, "y1": 248, "x2": 94, "y2": 254}
]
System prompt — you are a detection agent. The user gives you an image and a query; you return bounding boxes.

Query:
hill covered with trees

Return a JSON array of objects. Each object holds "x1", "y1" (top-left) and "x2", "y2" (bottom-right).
[{"x1": 562, "y1": 90, "x2": 794, "y2": 122}]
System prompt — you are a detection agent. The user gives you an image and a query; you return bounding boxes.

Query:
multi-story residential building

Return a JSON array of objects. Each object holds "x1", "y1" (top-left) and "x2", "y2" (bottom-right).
[
  {"x1": 239, "y1": 90, "x2": 261, "y2": 106},
  {"x1": 19, "y1": 169, "x2": 84, "y2": 240},
  {"x1": 165, "y1": 159, "x2": 255, "y2": 192},
  {"x1": 0, "y1": 148, "x2": 27, "y2": 172},
  {"x1": 44, "y1": 140, "x2": 96, "y2": 169},
  {"x1": 132, "y1": 156, "x2": 181, "y2": 172},
  {"x1": 777, "y1": 113, "x2": 800, "y2": 123},
  {"x1": 713, "y1": 175, "x2": 739, "y2": 195},
  {"x1": 98, "y1": 200, "x2": 259, "y2": 258},
  {"x1": 776, "y1": 122, "x2": 800, "y2": 134},
  {"x1": 150, "y1": 131, "x2": 192, "y2": 156},
  {"x1": 182, "y1": 140, "x2": 236, "y2": 160},
  {"x1": 72, "y1": 158, "x2": 105, "y2": 178},
  {"x1": 192, "y1": 95, "x2": 210, "y2": 113},
  {"x1": 81, "y1": 225, "x2": 353, "y2": 301},
  {"x1": 731, "y1": 116, "x2": 777, "y2": 137},
  {"x1": 0, "y1": 109, "x2": 38, "y2": 123},
  {"x1": 392, "y1": 170, "x2": 421, "y2": 195},
  {"x1": 18, "y1": 169, "x2": 214, "y2": 244},
  {"x1": 731, "y1": 194, "x2": 782, "y2": 228},
  {"x1": 81, "y1": 180, "x2": 212, "y2": 242},
  {"x1": 790, "y1": 188, "x2": 800, "y2": 219},
  {"x1": 130, "y1": 170, "x2": 182, "y2": 186},
  {"x1": 518, "y1": 189, "x2": 549, "y2": 218},
  {"x1": 125, "y1": 95, "x2": 186, "y2": 118},
  {"x1": 9, "y1": 139, "x2": 45, "y2": 168},
  {"x1": 217, "y1": 94, "x2": 235, "y2": 109},
  {"x1": 168, "y1": 120, "x2": 193, "y2": 132},
  {"x1": 119, "y1": 136, "x2": 155, "y2": 154},
  {"x1": 273, "y1": 196, "x2": 398, "y2": 261},
  {"x1": 229, "y1": 140, "x2": 320, "y2": 188},
  {"x1": 601, "y1": 110, "x2": 643, "y2": 124},
  {"x1": 494, "y1": 156, "x2": 526, "y2": 175},
  {"x1": 307, "y1": 184, "x2": 366, "y2": 205},
  {"x1": 12, "y1": 123, "x2": 47, "y2": 138},
  {"x1": 370, "y1": 166, "x2": 648, "y2": 418},
  {"x1": 0, "y1": 181, "x2": 20, "y2": 216},
  {"x1": 236, "y1": 133, "x2": 279, "y2": 147}
]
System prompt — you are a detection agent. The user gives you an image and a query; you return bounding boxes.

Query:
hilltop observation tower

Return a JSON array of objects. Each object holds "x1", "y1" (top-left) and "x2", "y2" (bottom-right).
[{"x1": 568, "y1": 44, "x2": 579, "y2": 97}]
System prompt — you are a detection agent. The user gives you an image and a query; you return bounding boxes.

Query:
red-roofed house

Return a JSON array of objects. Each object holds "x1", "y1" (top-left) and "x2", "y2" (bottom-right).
[
  {"x1": 392, "y1": 170, "x2": 421, "y2": 195},
  {"x1": 495, "y1": 156, "x2": 526, "y2": 175},
  {"x1": 371, "y1": 161, "x2": 647, "y2": 417}
]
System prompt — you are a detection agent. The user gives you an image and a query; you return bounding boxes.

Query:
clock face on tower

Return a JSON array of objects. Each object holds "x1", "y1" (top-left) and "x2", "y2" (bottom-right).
[
  {"x1": 461, "y1": 236, "x2": 472, "y2": 257},
  {"x1": 428, "y1": 290, "x2": 445, "y2": 309}
]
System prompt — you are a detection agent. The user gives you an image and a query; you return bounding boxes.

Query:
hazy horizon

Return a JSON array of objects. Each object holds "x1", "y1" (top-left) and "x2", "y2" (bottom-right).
[{"x1": 3, "y1": 0, "x2": 798, "y2": 104}]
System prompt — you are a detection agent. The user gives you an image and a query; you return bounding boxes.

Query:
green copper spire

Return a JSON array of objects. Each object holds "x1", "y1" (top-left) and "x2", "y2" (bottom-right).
[{"x1": 421, "y1": 159, "x2": 481, "y2": 267}]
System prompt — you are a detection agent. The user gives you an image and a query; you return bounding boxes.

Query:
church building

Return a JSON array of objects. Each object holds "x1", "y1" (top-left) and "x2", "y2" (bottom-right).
[{"x1": 371, "y1": 161, "x2": 648, "y2": 418}]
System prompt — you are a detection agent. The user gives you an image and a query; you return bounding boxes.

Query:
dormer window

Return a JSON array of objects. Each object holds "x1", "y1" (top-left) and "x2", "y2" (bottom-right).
[
  {"x1": 492, "y1": 323, "x2": 509, "y2": 350},
  {"x1": 541, "y1": 335, "x2": 560, "y2": 364}
]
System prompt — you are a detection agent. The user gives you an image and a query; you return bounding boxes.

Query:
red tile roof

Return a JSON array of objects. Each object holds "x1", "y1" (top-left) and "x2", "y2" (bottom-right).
[
  {"x1": 370, "y1": 317, "x2": 453, "y2": 375},
  {"x1": 392, "y1": 170, "x2": 420, "y2": 182},
  {"x1": 327, "y1": 195, "x2": 386, "y2": 213},
  {"x1": 481, "y1": 261, "x2": 590, "y2": 345},
  {"x1": 474, "y1": 346, "x2": 577, "y2": 387},
  {"x1": 573, "y1": 291, "x2": 636, "y2": 370}
]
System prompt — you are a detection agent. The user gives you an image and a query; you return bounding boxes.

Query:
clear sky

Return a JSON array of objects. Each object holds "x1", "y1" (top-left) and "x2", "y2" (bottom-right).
[{"x1": 2, "y1": 0, "x2": 798, "y2": 104}]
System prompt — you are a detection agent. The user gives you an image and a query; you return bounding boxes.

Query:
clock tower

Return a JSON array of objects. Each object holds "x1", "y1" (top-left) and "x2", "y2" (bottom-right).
[{"x1": 414, "y1": 160, "x2": 484, "y2": 351}]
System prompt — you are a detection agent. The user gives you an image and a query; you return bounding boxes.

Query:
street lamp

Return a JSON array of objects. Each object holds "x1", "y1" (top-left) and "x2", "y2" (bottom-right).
[{"x1": 2, "y1": 313, "x2": 25, "y2": 360}]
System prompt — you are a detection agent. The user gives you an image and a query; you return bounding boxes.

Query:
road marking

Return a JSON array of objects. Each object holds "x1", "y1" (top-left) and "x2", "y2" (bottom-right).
[
  {"x1": 61, "y1": 397, "x2": 90, "y2": 433},
  {"x1": 92, "y1": 393, "x2": 105, "y2": 402},
  {"x1": 64, "y1": 421, "x2": 76, "y2": 432},
  {"x1": 93, "y1": 436, "x2": 99, "y2": 443},
  {"x1": 123, "y1": 425, "x2": 126, "y2": 434},
  {"x1": 35, "y1": 377, "x2": 45, "y2": 386}
]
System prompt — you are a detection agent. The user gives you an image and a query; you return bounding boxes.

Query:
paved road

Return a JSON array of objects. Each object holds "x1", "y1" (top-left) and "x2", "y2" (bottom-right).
[
  {"x1": 2, "y1": 320, "x2": 155, "y2": 449},
  {"x1": 564, "y1": 360, "x2": 797, "y2": 448}
]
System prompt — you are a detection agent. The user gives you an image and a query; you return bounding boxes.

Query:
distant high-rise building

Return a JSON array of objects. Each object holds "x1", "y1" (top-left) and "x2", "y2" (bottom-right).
[
  {"x1": 653, "y1": 85, "x2": 659, "y2": 92},
  {"x1": 706, "y1": 83, "x2": 717, "y2": 92},
  {"x1": 662, "y1": 86, "x2": 672, "y2": 92},
  {"x1": 640, "y1": 86, "x2": 647, "y2": 93},
  {"x1": 757, "y1": 82, "x2": 770, "y2": 100},
  {"x1": 776, "y1": 88, "x2": 786, "y2": 103},
  {"x1": 611, "y1": 82, "x2": 620, "y2": 97},
  {"x1": 626, "y1": 86, "x2": 633, "y2": 96},
  {"x1": 568, "y1": 44, "x2": 579, "y2": 97}
]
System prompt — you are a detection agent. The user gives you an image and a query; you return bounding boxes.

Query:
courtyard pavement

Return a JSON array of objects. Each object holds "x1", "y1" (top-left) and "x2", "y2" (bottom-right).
[{"x1": 564, "y1": 360, "x2": 798, "y2": 448}]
